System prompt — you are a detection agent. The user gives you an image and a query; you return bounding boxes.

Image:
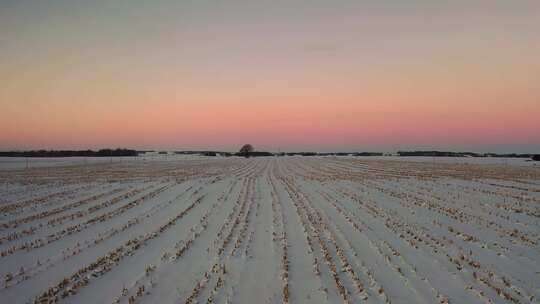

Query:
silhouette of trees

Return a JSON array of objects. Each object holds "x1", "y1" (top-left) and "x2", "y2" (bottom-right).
[
  {"x1": 239, "y1": 144, "x2": 254, "y2": 158},
  {"x1": 0, "y1": 149, "x2": 138, "y2": 157}
]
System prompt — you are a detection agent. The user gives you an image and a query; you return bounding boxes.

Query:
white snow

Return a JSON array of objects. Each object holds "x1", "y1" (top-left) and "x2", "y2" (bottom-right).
[{"x1": 0, "y1": 157, "x2": 539, "y2": 303}]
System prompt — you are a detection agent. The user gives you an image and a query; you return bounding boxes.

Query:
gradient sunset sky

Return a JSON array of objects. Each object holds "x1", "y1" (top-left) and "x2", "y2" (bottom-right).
[{"x1": 1, "y1": 0, "x2": 539, "y2": 152}]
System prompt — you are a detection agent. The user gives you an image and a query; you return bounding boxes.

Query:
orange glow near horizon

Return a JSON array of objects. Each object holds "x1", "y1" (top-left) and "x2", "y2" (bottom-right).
[{"x1": 1, "y1": 1, "x2": 539, "y2": 152}]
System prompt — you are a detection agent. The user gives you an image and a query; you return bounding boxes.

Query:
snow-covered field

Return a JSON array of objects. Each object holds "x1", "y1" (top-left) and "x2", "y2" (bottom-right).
[{"x1": 0, "y1": 157, "x2": 539, "y2": 304}]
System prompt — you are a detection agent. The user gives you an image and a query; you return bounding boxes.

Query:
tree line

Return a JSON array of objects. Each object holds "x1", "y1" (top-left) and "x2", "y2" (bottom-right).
[
  {"x1": 397, "y1": 151, "x2": 539, "y2": 159},
  {"x1": 0, "y1": 149, "x2": 138, "y2": 157},
  {"x1": 1, "y1": 147, "x2": 537, "y2": 161}
]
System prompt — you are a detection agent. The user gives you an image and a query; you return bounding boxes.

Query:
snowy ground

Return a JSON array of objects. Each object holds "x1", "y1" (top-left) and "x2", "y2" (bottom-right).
[{"x1": 0, "y1": 157, "x2": 539, "y2": 304}]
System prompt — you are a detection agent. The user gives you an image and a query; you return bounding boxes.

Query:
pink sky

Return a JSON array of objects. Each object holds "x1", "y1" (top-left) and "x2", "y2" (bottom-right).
[{"x1": 1, "y1": 1, "x2": 539, "y2": 152}]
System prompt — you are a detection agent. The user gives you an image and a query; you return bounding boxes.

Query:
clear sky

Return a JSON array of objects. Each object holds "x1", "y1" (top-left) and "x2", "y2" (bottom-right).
[{"x1": 1, "y1": 0, "x2": 539, "y2": 152}]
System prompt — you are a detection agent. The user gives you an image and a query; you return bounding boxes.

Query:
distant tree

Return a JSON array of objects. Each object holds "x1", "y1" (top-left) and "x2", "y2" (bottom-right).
[
  {"x1": 533, "y1": 155, "x2": 540, "y2": 161},
  {"x1": 239, "y1": 144, "x2": 254, "y2": 158}
]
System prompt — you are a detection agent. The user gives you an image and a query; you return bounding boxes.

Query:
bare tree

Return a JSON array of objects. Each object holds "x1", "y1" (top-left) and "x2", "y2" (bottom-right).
[{"x1": 239, "y1": 144, "x2": 254, "y2": 158}]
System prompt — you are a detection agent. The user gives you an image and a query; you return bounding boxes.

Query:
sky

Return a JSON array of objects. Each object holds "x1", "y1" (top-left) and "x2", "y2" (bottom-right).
[{"x1": 1, "y1": 0, "x2": 539, "y2": 153}]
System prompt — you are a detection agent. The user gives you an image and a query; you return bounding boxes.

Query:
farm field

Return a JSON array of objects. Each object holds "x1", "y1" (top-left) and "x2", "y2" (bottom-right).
[{"x1": 0, "y1": 157, "x2": 539, "y2": 304}]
